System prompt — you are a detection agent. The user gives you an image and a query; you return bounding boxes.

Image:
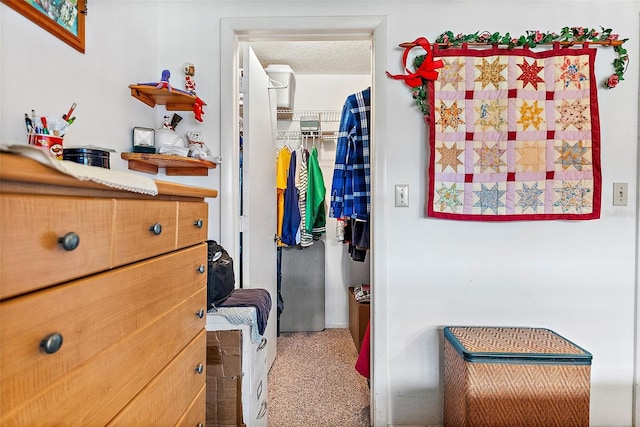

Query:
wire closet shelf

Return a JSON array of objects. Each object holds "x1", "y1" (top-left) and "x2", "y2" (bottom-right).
[{"x1": 276, "y1": 109, "x2": 341, "y2": 143}]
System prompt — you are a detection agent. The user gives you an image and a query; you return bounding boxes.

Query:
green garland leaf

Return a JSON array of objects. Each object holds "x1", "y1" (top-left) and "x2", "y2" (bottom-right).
[{"x1": 407, "y1": 26, "x2": 628, "y2": 116}]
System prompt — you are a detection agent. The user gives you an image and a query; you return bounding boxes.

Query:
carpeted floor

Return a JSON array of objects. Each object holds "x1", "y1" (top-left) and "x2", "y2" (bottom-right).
[{"x1": 267, "y1": 328, "x2": 370, "y2": 426}]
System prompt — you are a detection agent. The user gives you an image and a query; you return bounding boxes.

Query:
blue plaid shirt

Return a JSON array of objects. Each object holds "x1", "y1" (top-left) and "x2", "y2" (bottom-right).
[{"x1": 329, "y1": 88, "x2": 371, "y2": 220}]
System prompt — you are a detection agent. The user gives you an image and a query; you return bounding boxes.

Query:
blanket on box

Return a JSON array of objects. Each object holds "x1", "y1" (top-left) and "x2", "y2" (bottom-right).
[
  {"x1": 219, "y1": 288, "x2": 271, "y2": 336},
  {"x1": 427, "y1": 44, "x2": 601, "y2": 221}
]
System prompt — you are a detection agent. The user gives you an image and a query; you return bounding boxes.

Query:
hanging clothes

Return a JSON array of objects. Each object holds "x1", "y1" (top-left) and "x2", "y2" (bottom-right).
[
  {"x1": 276, "y1": 146, "x2": 292, "y2": 247},
  {"x1": 306, "y1": 145, "x2": 326, "y2": 238},
  {"x1": 281, "y1": 151, "x2": 301, "y2": 247},
  {"x1": 296, "y1": 148, "x2": 314, "y2": 247},
  {"x1": 330, "y1": 87, "x2": 371, "y2": 221},
  {"x1": 344, "y1": 217, "x2": 369, "y2": 262},
  {"x1": 329, "y1": 87, "x2": 371, "y2": 261}
]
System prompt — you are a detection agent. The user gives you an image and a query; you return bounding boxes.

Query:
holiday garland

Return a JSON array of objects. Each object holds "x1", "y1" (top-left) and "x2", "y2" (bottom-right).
[{"x1": 407, "y1": 27, "x2": 628, "y2": 116}]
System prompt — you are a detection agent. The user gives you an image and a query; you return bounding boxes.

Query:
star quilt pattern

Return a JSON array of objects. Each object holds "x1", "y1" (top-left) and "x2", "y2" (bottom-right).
[{"x1": 427, "y1": 45, "x2": 601, "y2": 221}]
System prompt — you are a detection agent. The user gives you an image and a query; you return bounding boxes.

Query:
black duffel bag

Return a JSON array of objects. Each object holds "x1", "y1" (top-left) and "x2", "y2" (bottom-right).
[{"x1": 206, "y1": 240, "x2": 235, "y2": 308}]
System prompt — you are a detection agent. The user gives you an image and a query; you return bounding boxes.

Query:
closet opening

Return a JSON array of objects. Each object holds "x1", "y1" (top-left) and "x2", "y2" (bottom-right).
[{"x1": 220, "y1": 16, "x2": 388, "y2": 425}]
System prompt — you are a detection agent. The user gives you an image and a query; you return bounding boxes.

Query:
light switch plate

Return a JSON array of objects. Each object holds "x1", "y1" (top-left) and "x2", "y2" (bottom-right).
[
  {"x1": 613, "y1": 182, "x2": 628, "y2": 206},
  {"x1": 395, "y1": 184, "x2": 409, "y2": 207}
]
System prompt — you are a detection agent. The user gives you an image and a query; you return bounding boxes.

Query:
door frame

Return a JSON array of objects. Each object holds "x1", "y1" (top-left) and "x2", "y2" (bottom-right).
[{"x1": 220, "y1": 16, "x2": 389, "y2": 425}]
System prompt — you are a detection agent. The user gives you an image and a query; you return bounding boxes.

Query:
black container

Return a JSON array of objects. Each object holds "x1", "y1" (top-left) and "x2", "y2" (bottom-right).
[{"x1": 63, "y1": 148, "x2": 111, "y2": 169}]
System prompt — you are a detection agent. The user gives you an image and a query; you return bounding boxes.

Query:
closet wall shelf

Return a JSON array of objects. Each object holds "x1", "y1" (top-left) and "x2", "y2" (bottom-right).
[
  {"x1": 276, "y1": 110, "x2": 341, "y2": 122},
  {"x1": 277, "y1": 131, "x2": 338, "y2": 141},
  {"x1": 121, "y1": 153, "x2": 216, "y2": 176},
  {"x1": 128, "y1": 84, "x2": 207, "y2": 111}
]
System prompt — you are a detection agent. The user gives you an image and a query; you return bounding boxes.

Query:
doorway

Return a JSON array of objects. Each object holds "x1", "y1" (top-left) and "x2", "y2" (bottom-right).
[{"x1": 219, "y1": 16, "x2": 389, "y2": 425}]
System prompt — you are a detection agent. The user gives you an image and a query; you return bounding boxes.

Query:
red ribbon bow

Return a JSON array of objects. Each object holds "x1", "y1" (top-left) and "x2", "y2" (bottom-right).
[{"x1": 386, "y1": 37, "x2": 444, "y2": 87}]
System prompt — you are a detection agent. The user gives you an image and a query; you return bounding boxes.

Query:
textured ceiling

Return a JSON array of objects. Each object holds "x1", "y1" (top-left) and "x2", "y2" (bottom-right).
[{"x1": 244, "y1": 40, "x2": 372, "y2": 75}]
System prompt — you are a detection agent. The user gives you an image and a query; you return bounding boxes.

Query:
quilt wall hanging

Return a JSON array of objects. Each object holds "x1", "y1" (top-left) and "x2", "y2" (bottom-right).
[{"x1": 387, "y1": 28, "x2": 629, "y2": 222}]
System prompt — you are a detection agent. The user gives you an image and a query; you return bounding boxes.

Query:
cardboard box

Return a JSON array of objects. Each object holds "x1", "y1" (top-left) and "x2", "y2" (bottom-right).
[
  {"x1": 206, "y1": 330, "x2": 242, "y2": 377},
  {"x1": 206, "y1": 376, "x2": 244, "y2": 427},
  {"x1": 444, "y1": 326, "x2": 592, "y2": 427},
  {"x1": 206, "y1": 330, "x2": 244, "y2": 427},
  {"x1": 348, "y1": 287, "x2": 370, "y2": 352}
]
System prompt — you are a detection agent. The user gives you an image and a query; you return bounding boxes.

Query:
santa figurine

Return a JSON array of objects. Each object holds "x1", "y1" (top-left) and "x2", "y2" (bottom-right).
[{"x1": 183, "y1": 62, "x2": 196, "y2": 95}]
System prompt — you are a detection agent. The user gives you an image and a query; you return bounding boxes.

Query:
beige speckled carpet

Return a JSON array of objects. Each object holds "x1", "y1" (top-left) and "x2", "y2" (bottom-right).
[{"x1": 267, "y1": 328, "x2": 370, "y2": 426}]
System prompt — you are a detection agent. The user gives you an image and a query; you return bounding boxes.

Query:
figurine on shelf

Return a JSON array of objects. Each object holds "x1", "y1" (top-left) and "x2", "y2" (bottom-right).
[
  {"x1": 183, "y1": 62, "x2": 197, "y2": 95},
  {"x1": 157, "y1": 69, "x2": 172, "y2": 91},
  {"x1": 134, "y1": 68, "x2": 206, "y2": 122},
  {"x1": 138, "y1": 69, "x2": 174, "y2": 92},
  {"x1": 170, "y1": 113, "x2": 183, "y2": 130},
  {"x1": 193, "y1": 97, "x2": 205, "y2": 122},
  {"x1": 187, "y1": 131, "x2": 214, "y2": 161}
]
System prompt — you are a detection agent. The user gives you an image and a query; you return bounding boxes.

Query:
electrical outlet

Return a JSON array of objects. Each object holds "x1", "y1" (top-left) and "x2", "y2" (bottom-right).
[
  {"x1": 613, "y1": 182, "x2": 628, "y2": 206},
  {"x1": 395, "y1": 184, "x2": 409, "y2": 207}
]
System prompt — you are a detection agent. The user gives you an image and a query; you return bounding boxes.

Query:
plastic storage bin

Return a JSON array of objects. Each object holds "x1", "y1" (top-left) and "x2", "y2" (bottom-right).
[
  {"x1": 265, "y1": 64, "x2": 295, "y2": 109},
  {"x1": 444, "y1": 326, "x2": 592, "y2": 427}
]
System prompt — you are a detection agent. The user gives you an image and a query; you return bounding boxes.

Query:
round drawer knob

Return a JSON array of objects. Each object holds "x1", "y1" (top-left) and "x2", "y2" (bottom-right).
[
  {"x1": 149, "y1": 223, "x2": 162, "y2": 235},
  {"x1": 40, "y1": 332, "x2": 63, "y2": 354},
  {"x1": 57, "y1": 232, "x2": 80, "y2": 251},
  {"x1": 196, "y1": 265, "x2": 205, "y2": 274},
  {"x1": 194, "y1": 219, "x2": 203, "y2": 228},
  {"x1": 194, "y1": 363, "x2": 204, "y2": 375},
  {"x1": 195, "y1": 309, "x2": 205, "y2": 318}
]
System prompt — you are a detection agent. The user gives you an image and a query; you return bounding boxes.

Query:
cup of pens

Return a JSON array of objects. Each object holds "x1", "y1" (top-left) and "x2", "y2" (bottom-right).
[
  {"x1": 28, "y1": 133, "x2": 64, "y2": 159},
  {"x1": 26, "y1": 103, "x2": 76, "y2": 160}
]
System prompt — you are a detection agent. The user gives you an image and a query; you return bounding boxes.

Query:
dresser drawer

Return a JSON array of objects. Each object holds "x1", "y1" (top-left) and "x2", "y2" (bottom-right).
[
  {"x1": 177, "y1": 201, "x2": 209, "y2": 249},
  {"x1": 112, "y1": 199, "x2": 178, "y2": 266},
  {"x1": 0, "y1": 194, "x2": 114, "y2": 299},
  {"x1": 176, "y1": 383, "x2": 206, "y2": 427},
  {"x1": 1, "y1": 287, "x2": 206, "y2": 426},
  {"x1": 0, "y1": 243, "x2": 207, "y2": 415},
  {"x1": 109, "y1": 330, "x2": 207, "y2": 426}
]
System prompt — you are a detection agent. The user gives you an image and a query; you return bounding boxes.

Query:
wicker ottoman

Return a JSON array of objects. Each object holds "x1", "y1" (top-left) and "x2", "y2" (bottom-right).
[{"x1": 443, "y1": 326, "x2": 592, "y2": 427}]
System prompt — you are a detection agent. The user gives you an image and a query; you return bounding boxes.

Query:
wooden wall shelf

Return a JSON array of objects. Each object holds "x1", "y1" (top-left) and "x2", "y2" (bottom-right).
[
  {"x1": 128, "y1": 85, "x2": 207, "y2": 111},
  {"x1": 121, "y1": 153, "x2": 216, "y2": 176}
]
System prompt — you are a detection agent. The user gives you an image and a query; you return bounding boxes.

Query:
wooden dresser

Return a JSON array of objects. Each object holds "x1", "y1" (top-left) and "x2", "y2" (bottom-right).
[{"x1": 0, "y1": 153, "x2": 218, "y2": 426}]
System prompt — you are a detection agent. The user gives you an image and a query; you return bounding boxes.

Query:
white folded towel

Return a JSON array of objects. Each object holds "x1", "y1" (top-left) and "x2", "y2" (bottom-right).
[{"x1": 1, "y1": 144, "x2": 158, "y2": 196}]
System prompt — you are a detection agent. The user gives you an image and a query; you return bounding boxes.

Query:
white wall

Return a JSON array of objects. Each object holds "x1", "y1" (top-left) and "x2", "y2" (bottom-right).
[{"x1": 1, "y1": 1, "x2": 638, "y2": 426}]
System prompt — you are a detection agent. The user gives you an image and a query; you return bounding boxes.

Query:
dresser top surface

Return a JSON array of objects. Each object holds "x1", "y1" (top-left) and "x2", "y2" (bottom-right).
[{"x1": 0, "y1": 152, "x2": 218, "y2": 200}]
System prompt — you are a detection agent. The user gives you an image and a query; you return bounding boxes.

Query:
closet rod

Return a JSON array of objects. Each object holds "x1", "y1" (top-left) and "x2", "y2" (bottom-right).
[{"x1": 399, "y1": 40, "x2": 625, "y2": 48}]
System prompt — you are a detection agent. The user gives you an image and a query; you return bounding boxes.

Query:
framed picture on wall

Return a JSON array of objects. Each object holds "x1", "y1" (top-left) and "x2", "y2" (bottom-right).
[{"x1": 1, "y1": 0, "x2": 86, "y2": 53}]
